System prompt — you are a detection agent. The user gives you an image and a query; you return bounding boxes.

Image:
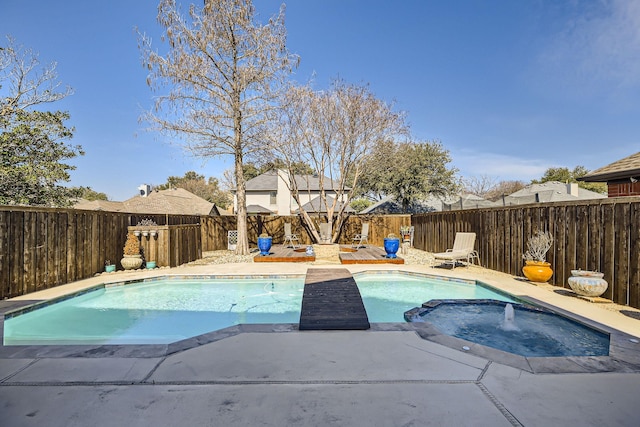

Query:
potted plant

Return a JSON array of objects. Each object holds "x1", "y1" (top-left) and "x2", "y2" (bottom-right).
[
  {"x1": 257, "y1": 233, "x2": 272, "y2": 256},
  {"x1": 522, "y1": 230, "x2": 553, "y2": 282},
  {"x1": 121, "y1": 232, "x2": 143, "y2": 270},
  {"x1": 104, "y1": 259, "x2": 116, "y2": 273},
  {"x1": 384, "y1": 233, "x2": 400, "y2": 259}
]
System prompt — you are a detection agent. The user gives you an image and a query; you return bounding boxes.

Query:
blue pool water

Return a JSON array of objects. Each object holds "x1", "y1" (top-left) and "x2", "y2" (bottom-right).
[
  {"x1": 412, "y1": 301, "x2": 610, "y2": 357},
  {"x1": 4, "y1": 273, "x2": 514, "y2": 345},
  {"x1": 355, "y1": 273, "x2": 516, "y2": 323},
  {"x1": 4, "y1": 278, "x2": 305, "y2": 345}
]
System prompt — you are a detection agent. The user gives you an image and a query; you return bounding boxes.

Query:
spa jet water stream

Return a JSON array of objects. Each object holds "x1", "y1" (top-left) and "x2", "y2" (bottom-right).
[{"x1": 501, "y1": 303, "x2": 518, "y2": 331}]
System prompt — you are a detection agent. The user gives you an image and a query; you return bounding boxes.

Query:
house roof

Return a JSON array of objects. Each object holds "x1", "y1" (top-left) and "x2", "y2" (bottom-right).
[
  {"x1": 578, "y1": 152, "x2": 640, "y2": 182},
  {"x1": 246, "y1": 204, "x2": 273, "y2": 214},
  {"x1": 73, "y1": 199, "x2": 128, "y2": 212},
  {"x1": 442, "y1": 194, "x2": 494, "y2": 211},
  {"x1": 298, "y1": 195, "x2": 354, "y2": 214},
  {"x1": 505, "y1": 181, "x2": 605, "y2": 202},
  {"x1": 245, "y1": 170, "x2": 345, "y2": 192},
  {"x1": 360, "y1": 195, "x2": 442, "y2": 214},
  {"x1": 74, "y1": 188, "x2": 219, "y2": 216},
  {"x1": 442, "y1": 182, "x2": 605, "y2": 211},
  {"x1": 123, "y1": 188, "x2": 218, "y2": 215}
]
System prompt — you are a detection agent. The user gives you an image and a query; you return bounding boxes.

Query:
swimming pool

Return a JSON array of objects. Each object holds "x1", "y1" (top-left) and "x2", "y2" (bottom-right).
[
  {"x1": 4, "y1": 277, "x2": 305, "y2": 345},
  {"x1": 354, "y1": 272, "x2": 516, "y2": 322},
  {"x1": 3, "y1": 272, "x2": 515, "y2": 345}
]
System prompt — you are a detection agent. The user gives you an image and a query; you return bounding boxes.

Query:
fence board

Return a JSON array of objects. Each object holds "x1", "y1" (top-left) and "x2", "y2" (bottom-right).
[
  {"x1": 66, "y1": 213, "x2": 76, "y2": 284},
  {"x1": 10, "y1": 211, "x2": 24, "y2": 297},
  {"x1": 513, "y1": 207, "x2": 523, "y2": 273},
  {"x1": 564, "y1": 206, "x2": 577, "y2": 286},
  {"x1": 630, "y1": 203, "x2": 640, "y2": 308},
  {"x1": 553, "y1": 206, "x2": 567, "y2": 287},
  {"x1": 587, "y1": 204, "x2": 601, "y2": 272},
  {"x1": 23, "y1": 211, "x2": 36, "y2": 294},
  {"x1": 602, "y1": 205, "x2": 615, "y2": 300},
  {"x1": 575, "y1": 205, "x2": 588, "y2": 271},
  {"x1": 614, "y1": 203, "x2": 630, "y2": 305},
  {"x1": 57, "y1": 212, "x2": 68, "y2": 286},
  {"x1": 46, "y1": 212, "x2": 56, "y2": 288},
  {"x1": 0, "y1": 211, "x2": 8, "y2": 297},
  {"x1": 90, "y1": 213, "x2": 99, "y2": 276},
  {"x1": 35, "y1": 211, "x2": 47, "y2": 291},
  {"x1": 503, "y1": 209, "x2": 511, "y2": 272}
]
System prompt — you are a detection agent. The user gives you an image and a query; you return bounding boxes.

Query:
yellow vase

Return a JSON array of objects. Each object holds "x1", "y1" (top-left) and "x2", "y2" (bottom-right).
[{"x1": 522, "y1": 260, "x2": 553, "y2": 283}]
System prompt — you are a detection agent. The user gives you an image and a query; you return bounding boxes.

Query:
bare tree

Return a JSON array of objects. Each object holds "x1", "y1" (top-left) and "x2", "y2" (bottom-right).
[
  {"x1": 272, "y1": 80, "x2": 406, "y2": 242},
  {"x1": 1, "y1": 36, "x2": 81, "y2": 207},
  {"x1": 485, "y1": 180, "x2": 527, "y2": 201},
  {"x1": 462, "y1": 175, "x2": 498, "y2": 198},
  {"x1": 1, "y1": 36, "x2": 73, "y2": 115},
  {"x1": 462, "y1": 175, "x2": 532, "y2": 201},
  {"x1": 138, "y1": 0, "x2": 298, "y2": 254}
]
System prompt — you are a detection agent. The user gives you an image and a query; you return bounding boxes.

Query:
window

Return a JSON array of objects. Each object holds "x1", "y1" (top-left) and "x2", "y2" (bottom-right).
[{"x1": 270, "y1": 191, "x2": 277, "y2": 205}]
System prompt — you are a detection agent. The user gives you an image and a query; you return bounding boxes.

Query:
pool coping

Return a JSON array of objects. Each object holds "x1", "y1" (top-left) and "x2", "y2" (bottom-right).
[{"x1": 1, "y1": 269, "x2": 640, "y2": 375}]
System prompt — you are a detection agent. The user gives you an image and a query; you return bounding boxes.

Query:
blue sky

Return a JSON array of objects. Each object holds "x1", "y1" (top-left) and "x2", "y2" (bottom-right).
[{"x1": 2, "y1": 0, "x2": 639, "y2": 201}]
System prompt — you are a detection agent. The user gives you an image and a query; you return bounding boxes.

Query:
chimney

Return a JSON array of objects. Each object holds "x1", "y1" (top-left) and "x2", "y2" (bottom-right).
[
  {"x1": 138, "y1": 184, "x2": 151, "y2": 197},
  {"x1": 567, "y1": 182, "x2": 579, "y2": 197}
]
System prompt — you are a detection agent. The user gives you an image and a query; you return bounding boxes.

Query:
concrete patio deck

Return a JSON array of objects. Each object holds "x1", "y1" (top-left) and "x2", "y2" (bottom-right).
[{"x1": 2, "y1": 262, "x2": 640, "y2": 426}]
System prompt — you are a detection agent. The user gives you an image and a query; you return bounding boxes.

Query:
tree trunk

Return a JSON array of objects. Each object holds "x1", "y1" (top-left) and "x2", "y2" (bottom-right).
[
  {"x1": 234, "y1": 156, "x2": 249, "y2": 255},
  {"x1": 299, "y1": 209, "x2": 321, "y2": 243},
  {"x1": 234, "y1": 104, "x2": 249, "y2": 254}
]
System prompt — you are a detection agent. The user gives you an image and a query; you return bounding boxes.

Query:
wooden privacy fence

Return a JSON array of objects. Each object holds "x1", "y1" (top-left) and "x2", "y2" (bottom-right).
[
  {"x1": 3, "y1": 200, "x2": 639, "y2": 310},
  {"x1": 412, "y1": 196, "x2": 640, "y2": 308},
  {"x1": 200, "y1": 214, "x2": 412, "y2": 251},
  {"x1": 0, "y1": 207, "x2": 203, "y2": 299},
  {"x1": 131, "y1": 224, "x2": 201, "y2": 269}
]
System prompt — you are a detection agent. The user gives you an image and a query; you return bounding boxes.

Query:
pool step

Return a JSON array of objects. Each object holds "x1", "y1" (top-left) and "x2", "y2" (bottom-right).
[{"x1": 299, "y1": 268, "x2": 370, "y2": 330}]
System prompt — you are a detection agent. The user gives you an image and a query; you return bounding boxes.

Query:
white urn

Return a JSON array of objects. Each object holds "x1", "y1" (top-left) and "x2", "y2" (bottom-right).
[{"x1": 568, "y1": 270, "x2": 608, "y2": 297}]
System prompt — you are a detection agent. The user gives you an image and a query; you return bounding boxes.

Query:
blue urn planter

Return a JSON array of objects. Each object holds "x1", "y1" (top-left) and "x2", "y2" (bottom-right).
[
  {"x1": 257, "y1": 236, "x2": 273, "y2": 256},
  {"x1": 384, "y1": 238, "x2": 400, "y2": 258}
]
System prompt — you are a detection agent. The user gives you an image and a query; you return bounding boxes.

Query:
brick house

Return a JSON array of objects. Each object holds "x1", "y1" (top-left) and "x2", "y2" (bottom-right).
[{"x1": 578, "y1": 152, "x2": 640, "y2": 197}]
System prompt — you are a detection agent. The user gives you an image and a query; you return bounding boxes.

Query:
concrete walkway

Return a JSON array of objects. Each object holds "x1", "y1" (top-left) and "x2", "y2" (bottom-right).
[
  {"x1": 1, "y1": 328, "x2": 640, "y2": 426},
  {"x1": 2, "y1": 262, "x2": 640, "y2": 426}
]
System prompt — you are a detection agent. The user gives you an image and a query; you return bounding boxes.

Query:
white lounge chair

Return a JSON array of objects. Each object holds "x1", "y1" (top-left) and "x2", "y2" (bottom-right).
[
  {"x1": 432, "y1": 232, "x2": 477, "y2": 269},
  {"x1": 283, "y1": 223, "x2": 300, "y2": 249},
  {"x1": 352, "y1": 223, "x2": 369, "y2": 248}
]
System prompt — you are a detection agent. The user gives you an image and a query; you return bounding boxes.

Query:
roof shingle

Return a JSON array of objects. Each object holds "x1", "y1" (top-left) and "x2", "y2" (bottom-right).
[
  {"x1": 580, "y1": 152, "x2": 640, "y2": 182},
  {"x1": 74, "y1": 188, "x2": 218, "y2": 216}
]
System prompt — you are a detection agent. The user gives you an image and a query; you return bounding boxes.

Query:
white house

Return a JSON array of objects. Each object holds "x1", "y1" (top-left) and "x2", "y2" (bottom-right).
[{"x1": 234, "y1": 169, "x2": 349, "y2": 215}]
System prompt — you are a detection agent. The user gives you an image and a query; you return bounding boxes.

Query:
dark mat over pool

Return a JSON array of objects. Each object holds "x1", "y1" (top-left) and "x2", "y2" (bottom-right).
[{"x1": 299, "y1": 268, "x2": 370, "y2": 330}]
